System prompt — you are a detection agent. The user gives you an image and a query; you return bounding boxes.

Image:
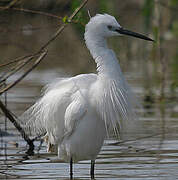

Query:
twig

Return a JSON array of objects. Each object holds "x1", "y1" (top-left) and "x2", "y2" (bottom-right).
[
  {"x1": 0, "y1": 7, "x2": 86, "y2": 26},
  {"x1": 0, "y1": 56, "x2": 34, "y2": 86},
  {"x1": 108, "y1": 132, "x2": 163, "y2": 146},
  {"x1": 0, "y1": 53, "x2": 36, "y2": 68},
  {"x1": 4, "y1": 0, "x2": 21, "y2": 9},
  {"x1": 0, "y1": 6, "x2": 62, "y2": 19},
  {"x1": 68, "y1": 0, "x2": 88, "y2": 22},
  {"x1": 38, "y1": 0, "x2": 88, "y2": 52},
  {"x1": 0, "y1": 51, "x2": 47, "y2": 95},
  {"x1": 38, "y1": 25, "x2": 66, "y2": 53}
]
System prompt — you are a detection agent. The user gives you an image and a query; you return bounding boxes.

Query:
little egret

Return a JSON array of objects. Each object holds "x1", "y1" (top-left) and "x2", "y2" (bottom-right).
[{"x1": 21, "y1": 14, "x2": 153, "y2": 179}]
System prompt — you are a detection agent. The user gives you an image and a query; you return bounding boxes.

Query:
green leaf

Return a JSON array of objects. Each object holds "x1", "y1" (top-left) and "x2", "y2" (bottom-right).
[{"x1": 62, "y1": 16, "x2": 68, "y2": 24}]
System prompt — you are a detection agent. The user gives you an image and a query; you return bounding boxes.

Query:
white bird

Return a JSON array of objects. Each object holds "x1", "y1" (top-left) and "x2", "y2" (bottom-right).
[{"x1": 21, "y1": 14, "x2": 153, "y2": 179}]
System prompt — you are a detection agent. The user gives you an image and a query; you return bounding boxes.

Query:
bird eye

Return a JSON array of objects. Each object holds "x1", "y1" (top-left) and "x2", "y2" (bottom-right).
[{"x1": 107, "y1": 25, "x2": 113, "y2": 30}]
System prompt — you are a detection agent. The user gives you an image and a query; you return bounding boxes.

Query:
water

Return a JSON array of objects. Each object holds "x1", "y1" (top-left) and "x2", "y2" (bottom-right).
[
  {"x1": 0, "y1": 8, "x2": 178, "y2": 179},
  {"x1": 0, "y1": 70, "x2": 178, "y2": 180}
]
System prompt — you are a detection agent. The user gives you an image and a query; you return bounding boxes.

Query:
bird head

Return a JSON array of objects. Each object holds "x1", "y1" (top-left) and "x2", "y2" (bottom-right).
[{"x1": 85, "y1": 14, "x2": 153, "y2": 41}]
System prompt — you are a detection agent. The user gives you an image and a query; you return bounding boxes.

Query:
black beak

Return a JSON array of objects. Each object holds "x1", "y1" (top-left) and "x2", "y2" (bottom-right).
[{"x1": 116, "y1": 27, "x2": 154, "y2": 42}]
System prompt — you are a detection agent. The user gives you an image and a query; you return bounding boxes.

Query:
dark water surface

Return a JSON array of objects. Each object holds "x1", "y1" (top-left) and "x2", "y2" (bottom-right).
[{"x1": 0, "y1": 70, "x2": 178, "y2": 180}]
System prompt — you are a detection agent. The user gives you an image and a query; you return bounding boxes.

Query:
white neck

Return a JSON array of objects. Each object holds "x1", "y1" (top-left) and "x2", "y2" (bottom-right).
[
  {"x1": 84, "y1": 32, "x2": 122, "y2": 79},
  {"x1": 84, "y1": 32, "x2": 107, "y2": 58}
]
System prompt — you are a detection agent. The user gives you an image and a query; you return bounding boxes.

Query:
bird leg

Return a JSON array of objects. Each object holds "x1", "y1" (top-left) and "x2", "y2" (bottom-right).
[
  {"x1": 70, "y1": 157, "x2": 73, "y2": 179},
  {"x1": 90, "y1": 160, "x2": 95, "y2": 179}
]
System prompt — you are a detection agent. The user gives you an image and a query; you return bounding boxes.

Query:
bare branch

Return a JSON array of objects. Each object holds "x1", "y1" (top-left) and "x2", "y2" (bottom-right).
[
  {"x1": 0, "y1": 56, "x2": 34, "y2": 87},
  {"x1": 0, "y1": 0, "x2": 89, "y2": 151},
  {"x1": 38, "y1": 0, "x2": 88, "y2": 52},
  {"x1": 4, "y1": 0, "x2": 21, "y2": 9},
  {"x1": 68, "y1": 0, "x2": 88, "y2": 22},
  {"x1": 0, "y1": 51, "x2": 47, "y2": 95},
  {"x1": 0, "y1": 54, "x2": 36, "y2": 68},
  {"x1": 0, "y1": 6, "x2": 63, "y2": 19}
]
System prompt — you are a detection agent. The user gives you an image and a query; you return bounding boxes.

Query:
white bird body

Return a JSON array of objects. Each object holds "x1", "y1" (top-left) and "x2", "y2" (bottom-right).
[
  {"x1": 44, "y1": 73, "x2": 106, "y2": 162},
  {"x1": 21, "y1": 14, "x2": 153, "y2": 177}
]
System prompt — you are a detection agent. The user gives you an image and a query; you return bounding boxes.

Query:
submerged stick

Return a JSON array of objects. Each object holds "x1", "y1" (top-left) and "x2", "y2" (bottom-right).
[
  {"x1": 0, "y1": 51, "x2": 47, "y2": 154},
  {"x1": 0, "y1": 99, "x2": 34, "y2": 155}
]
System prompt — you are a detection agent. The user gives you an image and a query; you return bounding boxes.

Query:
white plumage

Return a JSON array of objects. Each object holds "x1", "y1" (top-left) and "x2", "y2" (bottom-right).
[{"x1": 20, "y1": 14, "x2": 153, "y2": 178}]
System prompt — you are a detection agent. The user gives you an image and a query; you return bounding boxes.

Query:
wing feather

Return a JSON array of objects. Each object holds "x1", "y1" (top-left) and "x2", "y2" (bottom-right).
[
  {"x1": 19, "y1": 77, "x2": 75, "y2": 140},
  {"x1": 19, "y1": 74, "x2": 97, "y2": 143},
  {"x1": 64, "y1": 93, "x2": 87, "y2": 138}
]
